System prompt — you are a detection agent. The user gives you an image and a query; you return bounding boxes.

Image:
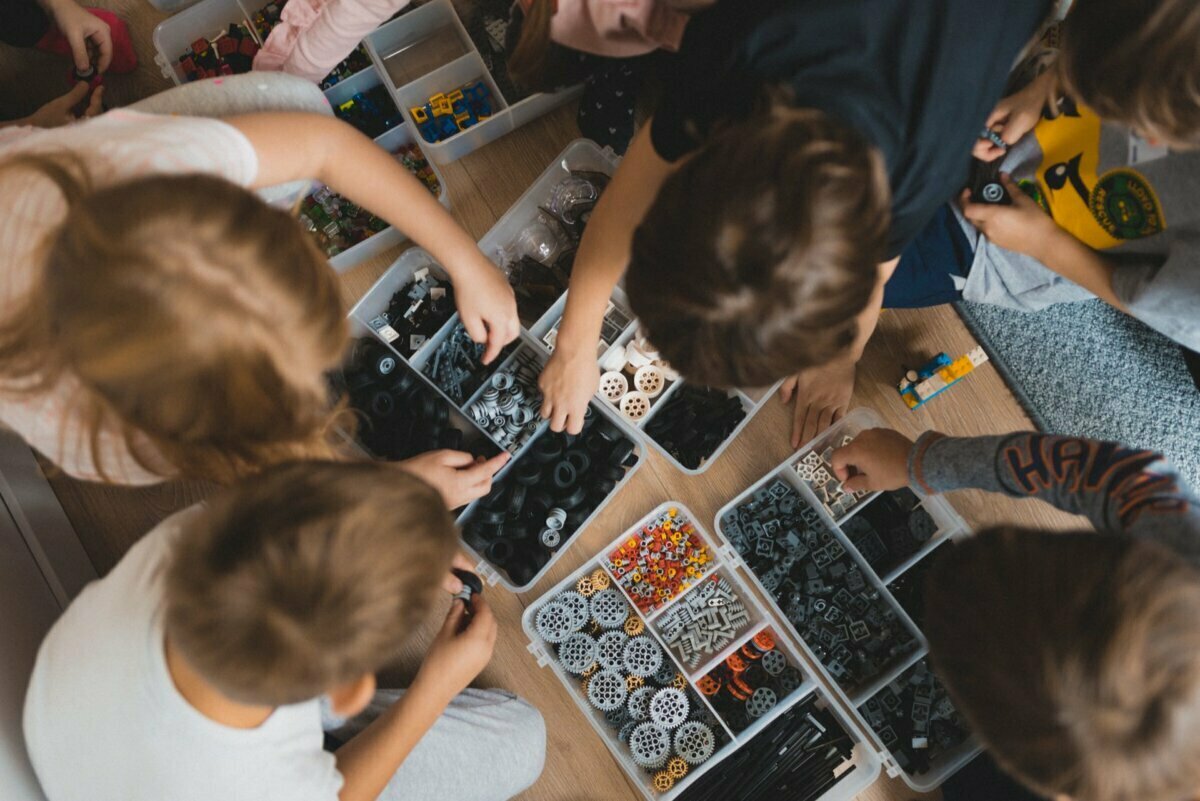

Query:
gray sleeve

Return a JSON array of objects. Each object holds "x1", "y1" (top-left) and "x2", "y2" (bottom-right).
[
  {"x1": 908, "y1": 431, "x2": 1200, "y2": 558},
  {"x1": 1110, "y1": 241, "x2": 1200, "y2": 352}
]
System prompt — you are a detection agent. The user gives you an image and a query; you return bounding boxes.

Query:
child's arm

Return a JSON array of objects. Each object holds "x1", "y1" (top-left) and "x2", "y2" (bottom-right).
[
  {"x1": 960, "y1": 175, "x2": 1127, "y2": 310},
  {"x1": 0, "y1": 82, "x2": 103, "y2": 129},
  {"x1": 334, "y1": 596, "x2": 497, "y2": 801},
  {"x1": 228, "y1": 112, "x2": 519, "y2": 364},
  {"x1": 832, "y1": 428, "x2": 1200, "y2": 556},
  {"x1": 973, "y1": 69, "x2": 1060, "y2": 161},
  {"x1": 538, "y1": 122, "x2": 676, "y2": 435},
  {"x1": 781, "y1": 256, "x2": 898, "y2": 448}
]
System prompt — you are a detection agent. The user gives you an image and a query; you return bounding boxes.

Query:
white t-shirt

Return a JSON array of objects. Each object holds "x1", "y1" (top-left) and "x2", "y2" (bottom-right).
[
  {"x1": 0, "y1": 111, "x2": 259, "y2": 485},
  {"x1": 23, "y1": 506, "x2": 343, "y2": 801}
]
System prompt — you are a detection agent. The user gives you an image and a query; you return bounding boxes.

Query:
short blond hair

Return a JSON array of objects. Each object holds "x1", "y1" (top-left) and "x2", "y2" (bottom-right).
[
  {"x1": 0, "y1": 154, "x2": 349, "y2": 484},
  {"x1": 165, "y1": 461, "x2": 457, "y2": 706},
  {"x1": 926, "y1": 528, "x2": 1200, "y2": 801}
]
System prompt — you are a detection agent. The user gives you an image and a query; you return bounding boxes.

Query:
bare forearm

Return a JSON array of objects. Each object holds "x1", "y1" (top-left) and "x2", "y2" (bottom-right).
[
  {"x1": 558, "y1": 123, "x2": 673, "y2": 351},
  {"x1": 335, "y1": 680, "x2": 449, "y2": 801},
  {"x1": 1032, "y1": 232, "x2": 1125, "y2": 310}
]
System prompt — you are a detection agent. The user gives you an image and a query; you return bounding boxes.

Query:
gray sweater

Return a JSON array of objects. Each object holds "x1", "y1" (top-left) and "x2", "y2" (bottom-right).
[{"x1": 908, "y1": 431, "x2": 1200, "y2": 558}]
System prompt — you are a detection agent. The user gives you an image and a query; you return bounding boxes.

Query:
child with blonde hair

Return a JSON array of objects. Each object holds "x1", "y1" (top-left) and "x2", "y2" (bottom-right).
[{"x1": 0, "y1": 88, "x2": 517, "y2": 504}]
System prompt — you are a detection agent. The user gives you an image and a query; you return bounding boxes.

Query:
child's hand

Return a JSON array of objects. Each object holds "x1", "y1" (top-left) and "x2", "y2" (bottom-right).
[
  {"x1": 455, "y1": 260, "x2": 520, "y2": 365},
  {"x1": 973, "y1": 71, "x2": 1057, "y2": 161},
  {"x1": 44, "y1": 0, "x2": 113, "y2": 72},
  {"x1": 442, "y1": 552, "x2": 477, "y2": 594},
  {"x1": 830, "y1": 428, "x2": 915, "y2": 493},
  {"x1": 397, "y1": 449, "x2": 511, "y2": 509},
  {"x1": 23, "y1": 83, "x2": 103, "y2": 128},
  {"x1": 412, "y1": 595, "x2": 498, "y2": 705},
  {"x1": 539, "y1": 342, "x2": 601, "y2": 434},
  {"x1": 781, "y1": 359, "x2": 856, "y2": 449},
  {"x1": 959, "y1": 174, "x2": 1060, "y2": 260}
]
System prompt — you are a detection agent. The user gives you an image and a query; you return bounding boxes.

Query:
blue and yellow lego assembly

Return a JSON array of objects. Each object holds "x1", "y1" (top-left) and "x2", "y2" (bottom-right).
[
  {"x1": 410, "y1": 80, "x2": 494, "y2": 143},
  {"x1": 898, "y1": 347, "x2": 990, "y2": 410}
]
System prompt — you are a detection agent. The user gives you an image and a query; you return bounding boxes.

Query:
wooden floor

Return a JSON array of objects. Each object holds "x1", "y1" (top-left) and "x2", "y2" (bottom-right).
[{"x1": 3, "y1": 14, "x2": 1085, "y2": 801}]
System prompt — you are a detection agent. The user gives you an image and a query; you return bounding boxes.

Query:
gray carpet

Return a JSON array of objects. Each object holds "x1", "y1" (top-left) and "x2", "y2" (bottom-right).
[{"x1": 957, "y1": 300, "x2": 1200, "y2": 488}]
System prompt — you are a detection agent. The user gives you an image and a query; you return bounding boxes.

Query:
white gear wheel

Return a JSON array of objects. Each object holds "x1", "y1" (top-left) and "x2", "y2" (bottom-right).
[
  {"x1": 628, "y1": 723, "x2": 671, "y2": 769},
  {"x1": 597, "y1": 630, "x2": 630, "y2": 670},
  {"x1": 586, "y1": 668, "x2": 629, "y2": 712},
  {"x1": 673, "y1": 721, "x2": 716, "y2": 766},
  {"x1": 558, "y1": 633, "x2": 597, "y2": 675},
  {"x1": 535, "y1": 602, "x2": 575, "y2": 643},
  {"x1": 590, "y1": 588, "x2": 629, "y2": 629},
  {"x1": 555, "y1": 590, "x2": 590, "y2": 631},
  {"x1": 623, "y1": 636, "x2": 664, "y2": 678},
  {"x1": 648, "y1": 688, "x2": 690, "y2": 729},
  {"x1": 627, "y1": 686, "x2": 656, "y2": 721},
  {"x1": 745, "y1": 686, "x2": 777, "y2": 718},
  {"x1": 761, "y1": 649, "x2": 787, "y2": 677}
]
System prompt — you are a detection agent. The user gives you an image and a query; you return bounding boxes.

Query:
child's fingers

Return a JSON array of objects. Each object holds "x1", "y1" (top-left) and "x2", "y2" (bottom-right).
[
  {"x1": 66, "y1": 30, "x2": 92, "y2": 72},
  {"x1": 63, "y1": 82, "x2": 90, "y2": 106},
  {"x1": 90, "y1": 29, "x2": 114, "y2": 73},
  {"x1": 440, "y1": 599, "x2": 468, "y2": 636},
  {"x1": 539, "y1": 398, "x2": 554, "y2": 420},
  {"x1": 830, "y1": 441, "x2": 862, "y2": 480},
  {"x1": 841, "y1": 474, "x2": 872, "y2": 493},
  {"x1": 779, "y1": 376, "x2": 796, "y2": 404},
  {"x1": 480, "y1": 329, "x2": 504, "y2": 365},
  {"x1": 436, "y1": 449, "x2": 477, "y2": 468},
  {"x1": 463, "y1": 451, "x2": 510, "y2": 482},
  {"x1": 84, "y1": 86, "x2": 105, "y2": 117},
  {"x1": 564, "y1": 409, "x2": 585, "y2": 436}
]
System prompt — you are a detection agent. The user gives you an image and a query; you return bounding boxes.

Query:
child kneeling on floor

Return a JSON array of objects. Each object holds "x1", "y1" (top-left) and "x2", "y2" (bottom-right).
[
  {"x1": 832, "y1": 427, "x2": 1200, "y2": 801},
  {"x1": 22, "y1": 461, "x2": 546, "y2": 801}
]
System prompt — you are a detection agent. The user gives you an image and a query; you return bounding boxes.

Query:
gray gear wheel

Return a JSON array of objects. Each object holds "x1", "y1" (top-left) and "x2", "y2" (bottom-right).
[
  {"x1": 627, "y1": 686, "x2": 655, "y2": 721},
  {"x1": 652, "y1": 660, "x2": 677, "y2": 686},
  {"x1": 586, "y1": 668, "x2": 628, "y2": 712},
  {"x1": 590, "y1": 588, "x2": 629, "y2": 629},
  {"x1": 648, "y1": 687, "x2": 690, "y2": 729},
  {"x1": 673, "y1": 721, "x2": 716, "y2": 766},
  {"x1": 628, "y1": 723, "x2": 671, "y2": 769},
  {"x1": 557, "y1": 633, "x2": 597, "y2": 675},
  {"x1": 622, "y1": 636, "x2": 664, "y2": 678},
  {"x1": 554, "y1": 590, "x2": 590, "y2": 632},
  {"x1": 596, "y1": 630, "x2": 630, "y2": 671},
  {"x1": 535, "y1": 602, "x2": 575, "y2": 643}
]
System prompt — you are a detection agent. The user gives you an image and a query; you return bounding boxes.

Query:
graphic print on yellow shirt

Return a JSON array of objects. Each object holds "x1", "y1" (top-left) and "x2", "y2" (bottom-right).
[{"x1": 1030, "y1": 100, "x2": 1165, "y2": 249}]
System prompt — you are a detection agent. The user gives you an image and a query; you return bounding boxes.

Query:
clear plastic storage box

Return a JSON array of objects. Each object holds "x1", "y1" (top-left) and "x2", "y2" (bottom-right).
[
  {"x1": 151, "y1": 0, "x2": 451, "y2": 272},
  {"x1": 523, "y1": 502, "x2": 883, "y2": 801}
]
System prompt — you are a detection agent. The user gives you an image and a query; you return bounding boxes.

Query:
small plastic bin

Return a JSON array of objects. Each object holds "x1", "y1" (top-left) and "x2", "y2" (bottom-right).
[
  {"x1": 524, "y1": 502, "x2": 883, "y2": 801},
  {"x1": 712, "y1": 407, "x2": 980, "y2": 790},
  {"x1": 364, "y1": 0, "x2": 582, "y2": 164}
]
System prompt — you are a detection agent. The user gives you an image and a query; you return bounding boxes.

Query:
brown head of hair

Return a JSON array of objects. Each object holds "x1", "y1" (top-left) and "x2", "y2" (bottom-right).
[
  {"x1": 506, "y1": 0, "x2": 576, "y2": 93},
  {"x1": 0, "y1": 154, "x2": 349, "y2": 484},
  {"x1": 1060, "y1": 0, "x2": 1200, "y2": 147},
  {"x1": 625, "y1": 105, "x2": 890, "y2": 388},
  {"x1": 925, "y1": 527, "x2": 1200, "y2": 801},
  {"x1": 165, "y1": 460, "x2": 457, "y2": 706}
]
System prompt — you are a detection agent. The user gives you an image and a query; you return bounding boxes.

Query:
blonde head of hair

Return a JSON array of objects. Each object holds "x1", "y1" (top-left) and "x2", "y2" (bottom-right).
[{"x1": 0, "y1": 154, "x2": 349, "y2": 483}]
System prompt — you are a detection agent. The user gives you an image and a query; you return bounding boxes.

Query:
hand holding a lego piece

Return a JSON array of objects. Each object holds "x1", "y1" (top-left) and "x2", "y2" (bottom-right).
[
  {"x1": 397, "y1": 449, "x2": 511, "y2": 510},
  {"x1": 453, "y1": 257, "x2": 520, "y2": 365},
  {"x1": 442, "y1": 552, "x2": 477, "y2": 594},
  {"x1": 413, "y1": 593, "x2": 498, "y2": 706},
  {"x1": 972, "y1": 70, "x2": 1059, "y2": 161},
  {"x1": 539, "y1": 342, "x2": 600, "y2": 434},
  {"x1": 781, "y1": 359, "x2": 856, "y2": 449},
  {"x1": 830, "y1": 428, "x2": 915, "y2": 493},
  {"x1": 960, "y1": 174, "x2": 1059, "y2": 260},
  {"x1": 42, "y1": 0, "x2": 113, "y2": 73}
]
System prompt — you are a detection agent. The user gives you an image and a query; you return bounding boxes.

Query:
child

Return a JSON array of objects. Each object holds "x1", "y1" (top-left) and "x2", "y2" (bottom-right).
[
  {"x1": 23, "y1": 460, "x2": 546, "y2": 801},
  {"x1": 0, "y1": 102, "x2": 517, "y2": 500},
  {"x1": 830, "y1": 426, "x2": 1200, "y2": 801},
  {"x1": 978, "y1": 0, "x2": 1200, "y2": 157},
  {"x1": 537, "y1": 0, "x2": 1050, "y2": 446}
]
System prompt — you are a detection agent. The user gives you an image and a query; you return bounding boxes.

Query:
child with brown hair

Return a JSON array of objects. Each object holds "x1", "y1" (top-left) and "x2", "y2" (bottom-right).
[
  {"x1": 23, "y1": 460, "x2": 546, "y2": 801},
  {"x1": 830, "y1": 426, "x2": 1200, "y2": 801},
  {"x1": 0, "y1": 91, "x2": 517, "y2": 504},
  {"x1": 537, "y1": 0, "x2": 1050, "y2": 447}
]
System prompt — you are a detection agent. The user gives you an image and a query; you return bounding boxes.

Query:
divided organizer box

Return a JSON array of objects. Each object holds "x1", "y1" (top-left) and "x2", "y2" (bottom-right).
[
  {"x1": 152, "y1": 0, "x2": 449, "y2": 271},
  {"x1": 352, "y1": 138, "x2": 779, "y2": 481},
  {"x1": 523, "y1": 503, "x2": 883, "y2": 801},
  {"x1": 363, "y1": 0, "x2": 581, "y2": 163},
  {"x1": 711, "y1": 407, "x2": 981, "y2": 791}
]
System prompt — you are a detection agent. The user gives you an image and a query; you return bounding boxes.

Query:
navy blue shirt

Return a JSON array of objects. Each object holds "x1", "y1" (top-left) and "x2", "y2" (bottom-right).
[{"x1": 650, "y1": 0, "x2": 1050, "y2": 257}]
